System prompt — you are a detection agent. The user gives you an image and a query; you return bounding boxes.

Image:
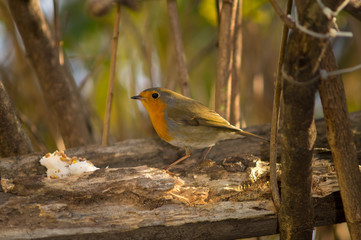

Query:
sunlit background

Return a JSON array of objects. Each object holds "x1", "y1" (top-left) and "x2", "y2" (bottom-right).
[
  {"x1": 0, "y1": 0, "x2": 359, "y2": 239},
  {"x1": 1, "y1": 0, "x2": 360, "y2": 150}
]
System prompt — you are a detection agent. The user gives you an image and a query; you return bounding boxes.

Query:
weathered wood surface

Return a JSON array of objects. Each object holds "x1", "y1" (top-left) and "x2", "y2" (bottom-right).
[{"x1": 1, "y1": 111, "x2": 361, "y2": 240}]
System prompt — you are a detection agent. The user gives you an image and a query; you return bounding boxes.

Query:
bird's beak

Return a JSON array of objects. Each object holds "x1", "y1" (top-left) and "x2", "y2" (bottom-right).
[{"x1": 131, "y1": 95, "x2": 145, "y2": 100}]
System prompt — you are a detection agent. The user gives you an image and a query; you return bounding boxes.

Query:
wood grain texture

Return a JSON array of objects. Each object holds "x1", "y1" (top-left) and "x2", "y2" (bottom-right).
[{"x1": 1, "y1": 112, "x2": 361, "y2": 239}]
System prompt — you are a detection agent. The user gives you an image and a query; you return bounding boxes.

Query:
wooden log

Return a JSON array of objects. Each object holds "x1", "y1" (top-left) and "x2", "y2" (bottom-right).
[{"x1": 1, "y1": 111, "x2": 361, "y2": 239}]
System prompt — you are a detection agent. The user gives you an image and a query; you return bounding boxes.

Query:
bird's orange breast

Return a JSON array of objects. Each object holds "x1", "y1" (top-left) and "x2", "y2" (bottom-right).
[{"x1": 141, "y1": 99, "x2": 173, "y2": 142}]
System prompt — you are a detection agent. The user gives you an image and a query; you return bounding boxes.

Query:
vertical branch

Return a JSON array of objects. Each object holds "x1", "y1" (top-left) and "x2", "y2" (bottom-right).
[
  {"x1": 166, "y1": 0, "x2": 190, "y2": 97},
  {"x1": 269, "y1": 0, "x2": 293, "y2": 212},
  {"x1": 319, "y1": 46, "x2": 361, "y2": 239},
  {"x1": 102, "y1": 4, "x2": 121, "y2": 146},
  {"x1": 279, "y1": 2, "x2": 333, "y2": 238},
  {"x1": 216, "y1": 0, "x2": 237, "y2": 119},
  {"x1": 230, "y1": 0, "x2": 242, "y2": 127},
  {"x1": 0, "y1": 81, "x2": 34, "y2": 157}
]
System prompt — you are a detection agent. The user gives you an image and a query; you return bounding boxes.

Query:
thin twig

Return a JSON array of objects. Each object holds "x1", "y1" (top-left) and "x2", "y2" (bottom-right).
[
  {"x1": 320, "y1": 63, "x2": 361, "y2": 79},
  {"x1": 166, "y1": 0, "x2": 190, "y2": 97},
  {"x1": 282, "y1": 68, "x2": 319, "y2": 86},
  {"x1": 294, "y1": 8, "x2": 353, "y2": 38},
  {"x1": 269, "y1": 0, "x2": 295, "y2": 29},
  {"x1": 316, "y1": 0, "x2": 350, "y2": 19},
  {"x1": 102, "y1": 4, "x2": 121, "y2": 146},
  {"x1": 269, "y1": 0, "x2": 293, "y2": 212},
  {"x1": 283, "y1": 60, "x2": 361, "y2": 86}
]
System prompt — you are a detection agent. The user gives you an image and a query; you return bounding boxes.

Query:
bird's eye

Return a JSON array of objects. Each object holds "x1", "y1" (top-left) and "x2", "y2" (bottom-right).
[{"x1": 152, "y1": 93, "x2": 159, "y2": 99}]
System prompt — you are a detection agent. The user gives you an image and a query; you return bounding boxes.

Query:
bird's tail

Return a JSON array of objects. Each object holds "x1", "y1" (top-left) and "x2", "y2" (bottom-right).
[{"x1": 237, "y1": 130, "x2": 269, "y2": 142}]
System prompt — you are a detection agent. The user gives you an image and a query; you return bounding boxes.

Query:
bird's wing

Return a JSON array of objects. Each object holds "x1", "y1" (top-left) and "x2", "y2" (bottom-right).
[
  {"x1": 167, "y1": 99, "x2": 269, "y2": 142},
  {"x1": 167, "y1": 100, "x2": 238, "y2": 131}
]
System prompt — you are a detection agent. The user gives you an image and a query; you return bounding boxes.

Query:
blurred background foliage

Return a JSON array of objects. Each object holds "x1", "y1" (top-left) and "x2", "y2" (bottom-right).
[{"x1": 0, "y1": 0, "x2": 360, "y2": 153}]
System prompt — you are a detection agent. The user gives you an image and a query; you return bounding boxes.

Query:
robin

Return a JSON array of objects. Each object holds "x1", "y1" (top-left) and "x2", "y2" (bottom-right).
[{"x1": 131, "y1": 87, "x2": 268, "y2": 170}]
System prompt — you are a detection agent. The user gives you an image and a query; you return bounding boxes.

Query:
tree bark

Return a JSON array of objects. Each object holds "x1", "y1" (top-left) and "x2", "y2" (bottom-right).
[
  {"x1": 0, "y1": 80, "x2": 34, "y2": 157},
  {"x1": 319, "y1": 45, "x2": 361, "y2": 239},
  {"x1": 269, "y1": 0, "x2": 293, "y2": 212},
  {"x1": 324, "y1": 0, "x2": 361, "y2": 22},
  {"x1": 7, "y1": 0, "x2": 94, "y2": 148},
  {"x1": 280, "y1": 1, "x2": 333, "y2": 239}
]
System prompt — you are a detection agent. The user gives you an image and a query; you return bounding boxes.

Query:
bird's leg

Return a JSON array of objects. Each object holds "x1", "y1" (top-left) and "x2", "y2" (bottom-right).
[
  {"x1": 164, "y1": 148, "x2": 191, "y2": 171},
  {"x1": 199, "y1": 146, "x2": 213, "y2": 163}
]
